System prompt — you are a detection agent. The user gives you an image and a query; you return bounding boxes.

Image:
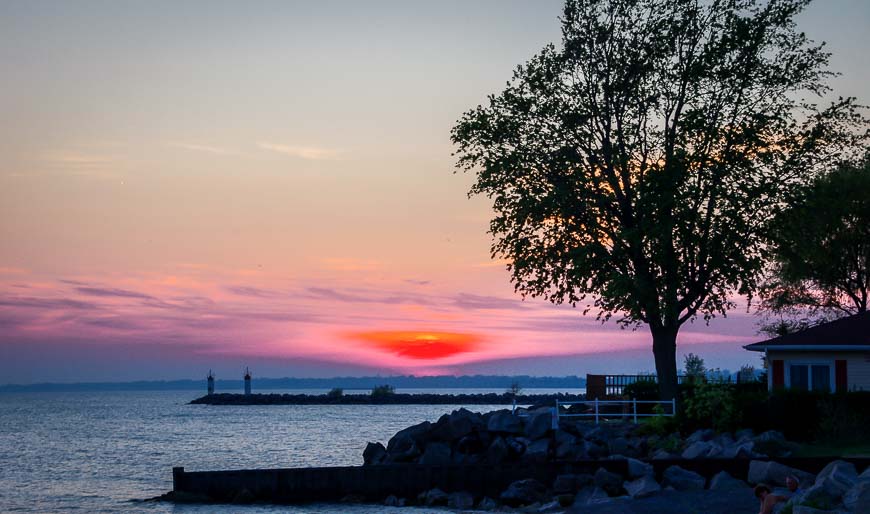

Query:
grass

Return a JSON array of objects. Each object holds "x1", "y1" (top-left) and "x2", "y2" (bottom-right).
[{"x1": 793, "y1": 442, "x2": 870, "y2": 458}]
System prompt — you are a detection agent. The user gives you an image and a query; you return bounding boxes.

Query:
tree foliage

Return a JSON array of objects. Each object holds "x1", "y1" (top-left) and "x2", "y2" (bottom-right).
[
  {"x1": 451, "y1": 0, "x2": 866, "y2": 398},
  {"x1": 758, "y1": 154, "x2": 870, "y2": 335}
]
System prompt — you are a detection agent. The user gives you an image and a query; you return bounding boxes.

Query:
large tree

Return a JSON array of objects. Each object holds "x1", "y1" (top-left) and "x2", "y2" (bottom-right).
[
  {"x1": 451, "y1": 0, "x2": 866, "y2": 399},
  {"x1": 758, "y1": 154, "x2": 870, "y2": 335}
]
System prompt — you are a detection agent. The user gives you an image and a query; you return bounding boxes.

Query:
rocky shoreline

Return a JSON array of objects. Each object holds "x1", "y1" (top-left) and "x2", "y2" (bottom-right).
[
  {"x1": 358, "y1": 407, "x2": 870, "y2": 512},
  {"x1": 190, "y1": 392, "x2": 582, "y2": 405}
]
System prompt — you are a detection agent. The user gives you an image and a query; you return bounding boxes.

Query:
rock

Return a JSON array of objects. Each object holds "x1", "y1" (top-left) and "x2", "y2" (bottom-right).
[
  {"x1": 419, "y1": 442, "x2": 451, "y2": 466},
  {"x1": 340, "y1": 493, "x2": 366, "y2": 503},
  {"x1": 713, "y1": 432, "x2": 735, "y2": 448},
  {"x1": 594, "y1": 467, "x2": 624, "y2": 496},
  {"x1": 487, "y1": 410, "x2": 522, "y2": 434},
  {"x1": 486, "y1": 436, "x2": 509, "y2": 464},
  {"x1": 585, "y1": 439, "x2": 607, "y2": 459},
  {"x1": 624, "y1": 475, "x2": 661, "y2": 498},
  {"x1": 747, "y1": 460, "x2": 815, "y2": 487},
  {"x1": 686, "y1": 429, "x2": 715, "y2": 444},
  {"x1": 663, "y1": 465, "x2": 706, "y2": 491},
  {"x1": 553, "y1": 473, "x2": 593, "y2": 494},
  {"x1": 522, "y1": 438, "x2": 550, "y2": 464},
  {"x1": 720, "y1": 441, "x2": 754, "y2": 459},
  {"x1": 500, "y1": 478, "x2": 547, "y2": 507},
  {"x1": 385, "y1": 434, "x2": 419, "y2": 462},
  {"x1": 734, "y1": 428, "x2": 754, "y2": 441},
  {"x1": 709, "y1": 470, "x2": 748, "y2": 490},
  {"x1": 506, "y1": 437, "x2": 528, "y2": 457},
  {"x1": 608, "y1": 437, "x2": 632, "y2": 457},
  {"x1": 814, "y1": 460, "x2": 858, "y2": 499},
  {"x1": 580, "y1": 486, "x2": 613, "y2": 505},
  {"x1": 651, "y1": 449, "x2": 677, "y2": 460},
  {"x1": 860, "y1": 466, "x2": 870, "y2": 480},
  {"x1": 363, "y1": 442, "x2": 386, "y2": 465},
  {"x1": 844, "y1": 479, "x2": 870, "y2": 511},
  {"x1": 448, "y1": 408, "x2": 484, "y2": 439},
  {"x1": 555, "y1": 493, "x2": 575, "y2": 507},
  {"x1": 388, "y1": 421, "x2": 431, "y2": 449},
  {"x1": 537, "y1": 500, "x2": 562, "y2": 512},
  {"x1": 477, "y1": 496, "x2": 498, "y2": 510},
  {"x1": 383, "y1": 495, "x2": 403, "y2": 507},
  {"x1": 447, "y1": 491, "x2": 474, "y2": 509},
  {"x1": 554, "y1": 430, "x2": 585, "y2": 460},
  {"x1": 681, "y1": 441, "x2": 714, "y2": 459},
  {"x1": 792, "y1": 506, "x2": 841, "y2": 514},
  {"x1": 626, "y1": 457, "x2": 654, "y2": 479},
  {"x1": 797, "y1": 484, "x2": 837, "y2": 511},
  {"x1": 753, "y1": 430, "x2": 797, "y2": 458},
  {"x1": 421, "y1": 487, "x2": 448, "y2": 506},
  {"x1": 525, "y1": 409, "x2": 554, "y2": 440}
]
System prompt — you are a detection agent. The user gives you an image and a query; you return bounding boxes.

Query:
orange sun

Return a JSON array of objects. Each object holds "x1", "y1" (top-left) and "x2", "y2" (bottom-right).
[{"x1": 347, "y1": 330, "x2": 481, "y2": 359}]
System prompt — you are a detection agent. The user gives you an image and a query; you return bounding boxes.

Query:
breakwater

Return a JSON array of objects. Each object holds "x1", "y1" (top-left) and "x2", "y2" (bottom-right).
[{"x1": 190, "y1": 392, "x2": 582, "y2": 405}]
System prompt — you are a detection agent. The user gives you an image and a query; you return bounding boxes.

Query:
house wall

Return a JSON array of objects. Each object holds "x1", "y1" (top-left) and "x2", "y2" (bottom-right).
[{"x1": 767, "y1": 350, "x2": 870, "y2": 392}]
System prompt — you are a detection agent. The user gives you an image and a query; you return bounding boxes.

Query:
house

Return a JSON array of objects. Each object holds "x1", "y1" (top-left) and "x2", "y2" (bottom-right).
[{"x1": 744, "y1": 311, "x2": 870, "y2": 392}]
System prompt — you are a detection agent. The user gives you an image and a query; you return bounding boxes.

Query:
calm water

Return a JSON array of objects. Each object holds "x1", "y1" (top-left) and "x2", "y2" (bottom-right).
[{"x1": 0, "y1": 388, "x2": 583, "y2": 513}]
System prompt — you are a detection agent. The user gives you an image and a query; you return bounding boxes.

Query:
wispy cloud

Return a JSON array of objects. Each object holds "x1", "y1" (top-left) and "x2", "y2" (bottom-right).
[
  {"x1": 170, "y1": 142, "x2": 235, "y2": 155},
  {"x1": 75, "y1": 287, "x2": 154, "y2": 300},
  {"x1": 453, "y1": 293, "x2": 527, "y2": 311},
  {"x1": 257, "y1": 141, "x2": 341, "y2": 160}
]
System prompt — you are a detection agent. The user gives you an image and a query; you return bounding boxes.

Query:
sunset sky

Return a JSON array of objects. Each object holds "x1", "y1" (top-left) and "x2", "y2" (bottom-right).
[{"x1": 2, "y1": 0, "x2": 868, "y2": 383}]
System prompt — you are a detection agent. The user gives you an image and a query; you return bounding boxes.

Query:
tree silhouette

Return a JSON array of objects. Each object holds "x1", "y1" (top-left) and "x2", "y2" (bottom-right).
[
  {"x1": 452, "y1": 0, "x2": 866, "y2": 399},
  {"x1": 759, "y1": 153, "x2": 870, "y2": 335}
]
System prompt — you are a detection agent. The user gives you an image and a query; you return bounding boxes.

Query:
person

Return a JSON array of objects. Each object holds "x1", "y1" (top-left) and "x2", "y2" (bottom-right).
[
  {"x1": 785, "y1": 475, "x2": 802, "y2": 495},
  {"x1": 754, "y1": 484, "x2": 787, "y2": 514}
]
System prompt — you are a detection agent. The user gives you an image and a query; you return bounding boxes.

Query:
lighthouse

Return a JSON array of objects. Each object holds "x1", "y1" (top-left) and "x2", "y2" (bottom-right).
[
  {"x1": 244, "y1": 367, "x2": 252, "y2": 395},
  {"x1": 207, "y1": 370, "x2": 215, "y2": 395}
]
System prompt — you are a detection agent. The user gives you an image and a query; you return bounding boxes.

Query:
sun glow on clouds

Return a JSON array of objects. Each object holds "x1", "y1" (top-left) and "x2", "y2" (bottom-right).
[{"x1": 347, "y1": 330, "x2": 482, "y2": 360}]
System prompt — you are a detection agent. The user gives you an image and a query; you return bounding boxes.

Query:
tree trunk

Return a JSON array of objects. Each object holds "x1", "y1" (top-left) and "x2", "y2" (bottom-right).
[{"x1": 652, "y1": 325, "x2": 679, "y2": 400}]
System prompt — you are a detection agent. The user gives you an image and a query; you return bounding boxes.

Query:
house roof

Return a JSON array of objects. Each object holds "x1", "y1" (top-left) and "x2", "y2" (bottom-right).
[{"x1": 744, "y1": 311, "x2": 870, "y2": 352}]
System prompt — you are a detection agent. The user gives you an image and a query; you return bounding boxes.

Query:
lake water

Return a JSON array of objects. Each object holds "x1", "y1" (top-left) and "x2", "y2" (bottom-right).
[{"x1": 0, "y1": 388, "x2": 583, "y2": 513}]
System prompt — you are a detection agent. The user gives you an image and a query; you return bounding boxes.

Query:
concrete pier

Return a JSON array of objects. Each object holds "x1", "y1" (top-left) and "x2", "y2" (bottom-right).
[{"x1": 169, "y1": 457, "x2": 870, "y2": 505}]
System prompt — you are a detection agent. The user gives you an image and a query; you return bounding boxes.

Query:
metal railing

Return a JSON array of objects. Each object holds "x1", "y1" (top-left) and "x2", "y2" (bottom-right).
[
  {"x1": 557, "y1": 398, "x2": 676, "y2": 425},
  {"x1": 511, "y1": 397, "x2": 677, "y2": 426}
]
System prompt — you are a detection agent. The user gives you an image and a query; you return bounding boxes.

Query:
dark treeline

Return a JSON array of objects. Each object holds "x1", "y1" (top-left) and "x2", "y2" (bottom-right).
[
  {"x1": 191, "y1": 392, "x2": 584, "y2": 406},
  {"x1": 0, "y1": 375, "x2": 585, "y2": 393}
]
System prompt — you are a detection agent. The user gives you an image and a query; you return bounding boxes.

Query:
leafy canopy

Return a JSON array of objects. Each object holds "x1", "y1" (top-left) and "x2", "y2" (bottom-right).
[
  {"x1": 452, "y1": 0, "x2": 866, "y2": 333},
  {"x1": 759, "y1": 153, "x2": 870, "y2": 334}
]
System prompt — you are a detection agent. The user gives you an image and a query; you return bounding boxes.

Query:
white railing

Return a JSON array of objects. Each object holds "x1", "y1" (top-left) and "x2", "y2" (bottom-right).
[
  {"x1": 511, "y1": 397, "x2": 676, "y2": 426},
  {"x1": 557, "y1": 398, "x2": 676, "y2": 425}
]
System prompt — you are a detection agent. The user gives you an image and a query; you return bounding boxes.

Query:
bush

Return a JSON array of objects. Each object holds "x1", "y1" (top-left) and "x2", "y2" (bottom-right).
[
  {"x1": 326, "y1": 387, "x2": 343, "y2": 399},
  {"x1": 681, "y1": 383, "x2": 739, "y2": 433},
  {"x1": 370, "y1": 384, "x2": 395, "y2": 399}
]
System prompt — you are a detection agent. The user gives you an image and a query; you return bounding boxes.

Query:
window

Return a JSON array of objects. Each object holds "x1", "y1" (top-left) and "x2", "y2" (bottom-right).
[{"x1": 787, "y1": 363, "x2": 831, "y2": 392}]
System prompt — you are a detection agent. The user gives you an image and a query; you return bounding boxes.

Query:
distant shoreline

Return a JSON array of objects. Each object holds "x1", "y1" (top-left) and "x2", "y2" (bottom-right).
[
  {"x1": 0, "y1": 375, "x2": 586, "y2": 393},
  {"x1": 190, "y1": 392, "x2": 585, "y2": 406}
]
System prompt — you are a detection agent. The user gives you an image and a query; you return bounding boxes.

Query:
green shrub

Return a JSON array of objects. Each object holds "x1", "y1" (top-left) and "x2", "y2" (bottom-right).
[
  {"x1": 326, "y1": 387, "x2": 343, "y2": 399},
  {"x1": 370, "y1": 384, "x2": 395, "y2": 399},
  {"x1": 681, "y1": 383, "x2": 739, "y2": 433}
]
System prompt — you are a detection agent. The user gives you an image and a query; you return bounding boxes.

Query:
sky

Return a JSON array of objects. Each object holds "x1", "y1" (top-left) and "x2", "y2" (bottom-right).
[{"x1": 1, "y1": 0, "x2": 868, "y2": 384}]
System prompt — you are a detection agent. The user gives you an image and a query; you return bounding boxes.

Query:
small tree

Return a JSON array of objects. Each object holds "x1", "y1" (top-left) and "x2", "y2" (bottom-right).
[
  {"x1": 683, "y1": 353, "x2": 706, "y2": 381},
  {"x1": 326, "y1": 387, "x2": 344, "y2": 399},
  {"x1": 452, "y1": 0, "x2": 866, "y2": 399},
  {"x1": 738, "y1": 364, "x2": 757, "y2": 383},
  {"x1": 507, "y1": 381, "x2": 523, "y2": 397},
  {"x1": 370, "y1": 384, "x2": 395, "y2": 400}
]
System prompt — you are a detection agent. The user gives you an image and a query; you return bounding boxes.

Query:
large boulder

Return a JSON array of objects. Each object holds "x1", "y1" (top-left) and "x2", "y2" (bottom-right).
[
  {"x1": 709, "y1": 471, "x2": 749, "y2": 491},
  {"x1": 385, "y1": 434, "x2": 419, "y2": 462},
  {"x1": 796, "y1": 484, "x2": 837, "y2": 511},
  {"x1": 844, "y1": 479, "x2": 870, "y2": 512},
  {"x1": 421, "y1": 487, "x2": 448, "y2": 506},
  {"x1": 500, "y1": 478, "x2": 547, "y2": 507},
  {"x1": 553, "y1": 473, "x2": 594, "y2": 494},
  {"x1": 487, "y1": 411, "x2": 522, "y2": 434},
  {"x1": 681, "y1": 441, "x2": 715, "y2": 459},
  {"x1": 524, "y1": 409, "x2": 554, "y2": 440},
  {"x1": 608, "y1": 436, "x2": 639, "y2": 458},
  {"x1": 624, "y1": 475, "x2": 661, "y2": 498},
  {"x1": 626, "y1": 457, "x2": 654, "y2": 479},
  {"x1": 447, "y1": 491, "x2": 475, "y2": 509},
  {"x1": 363, "y1": 442, "x2": 386, "y2": 465},
  {"x1": 686, "y1": 429, "x2": 715, "y2": 445},
  {"x1": 522, "y1": 438, "x2": 550, "y2": 464},
  {"x1": 720, "y1": 441, "x2": 754, "y2": 459},
  {"x1": 575, "y1": 486, "x2": 612, "y2": 505},
  {"x1": 663, "y1": 465, "x2": 706, "y2": 491},
  {"x1": 594, "y1": 467, "x2": 624, "y2": 496},
  {"x1": 554, "y1": 430, "x2": 585, "y2": 460},
  {"x1": 813, "y1": 460, "x2": 858, "y2": 499},
  {"x1": 419, "y1": 442, "x2": 451, "y2": 466},
  {"x1": 753, "y1": 430, "x2": 797, "y2": 458},
  {"x1": 486, "y1": 436, "x2": 509, "y2": 464},
  {"x1": 748, "y1": 460, "x2": 815, "y2": 487},
  {"x1": 477, "y1": 497, "x2": 498, "y2": 510}
]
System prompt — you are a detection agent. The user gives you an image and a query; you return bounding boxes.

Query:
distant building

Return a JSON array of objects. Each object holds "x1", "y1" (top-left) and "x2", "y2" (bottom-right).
[
  {"x1": 744, "y1": 311, "x2": 870, "y2": 392},
  {"x1": 244, "y1": 367, "x2": 252, "y2": 395},
  {"x1": 207, "y1": 370, "x2": 215, "y2": 395}
]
